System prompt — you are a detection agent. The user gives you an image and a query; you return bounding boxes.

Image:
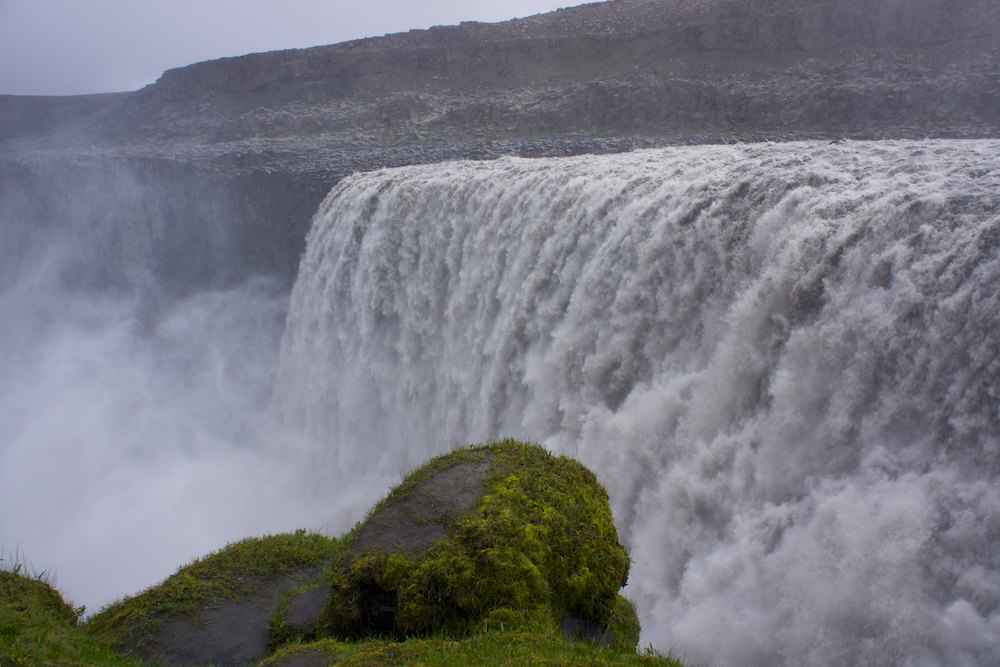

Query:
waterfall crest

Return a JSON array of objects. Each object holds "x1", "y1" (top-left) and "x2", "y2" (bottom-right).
[{"x1": 279, "y1": 140, "x2": 1000, "y2": 666}]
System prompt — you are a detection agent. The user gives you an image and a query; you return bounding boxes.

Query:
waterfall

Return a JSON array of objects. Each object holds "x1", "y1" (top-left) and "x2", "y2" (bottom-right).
[{"x1": 278, "y1": 140, "x2": 1000, "y2": 666}]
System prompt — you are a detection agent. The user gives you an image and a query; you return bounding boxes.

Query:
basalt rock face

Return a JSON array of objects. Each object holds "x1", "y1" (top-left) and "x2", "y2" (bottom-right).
[
  {"x1": 114, "y1": 0, "x2": 1000, "y2": 144},
  {"x1": 2, "y1": 0, "x2": 998, "y2": 291}
]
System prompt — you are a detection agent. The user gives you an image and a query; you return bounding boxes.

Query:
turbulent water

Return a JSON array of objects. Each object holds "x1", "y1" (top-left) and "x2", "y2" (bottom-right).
[{"x1": 279, "y1": 140, "x2": 1000, "y2": 667}]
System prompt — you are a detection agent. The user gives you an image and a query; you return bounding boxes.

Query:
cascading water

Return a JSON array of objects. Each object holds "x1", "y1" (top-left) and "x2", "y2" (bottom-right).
[{"x1": 278, "y1": 140, "x2": 1000, "y2": 666}]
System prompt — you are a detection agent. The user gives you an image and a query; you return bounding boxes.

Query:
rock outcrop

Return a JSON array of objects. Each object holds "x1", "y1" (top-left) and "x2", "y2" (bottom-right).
[
  {"x1": 63, "y1": 441, "x2": 639, "y2": 666},
  {"x1": 308, "y1": 441, "x2": 637, "y2": 650},
  {"x1": 84, "y1": 533, "x2": 335, "y2": 667}
]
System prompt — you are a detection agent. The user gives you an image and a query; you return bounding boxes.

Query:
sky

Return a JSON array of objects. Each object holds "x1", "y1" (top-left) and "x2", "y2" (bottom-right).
[{"x1": 0, "y1": 0, "x2": 582, "y2": 96}]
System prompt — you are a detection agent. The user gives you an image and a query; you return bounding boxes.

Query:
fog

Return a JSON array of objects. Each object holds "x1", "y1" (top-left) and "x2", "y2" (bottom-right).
[{"x1": 0, "y1": 225, "x2": 398, "y2": 611}]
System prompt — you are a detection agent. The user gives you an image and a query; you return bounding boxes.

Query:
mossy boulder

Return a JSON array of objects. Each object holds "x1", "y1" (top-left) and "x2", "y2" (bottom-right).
[
  {"x1": 85, "y1": 531, "x2": 336, "y2": 666},
  {"x1": 315, "y1": 439, "x2": 637, "y2": 651},
  {"x1": 1, "y1": 569, "x2": 78, "y2": 626},
  {"x1": 1, "y1": 570, "x2": 137, "y2": 666}
]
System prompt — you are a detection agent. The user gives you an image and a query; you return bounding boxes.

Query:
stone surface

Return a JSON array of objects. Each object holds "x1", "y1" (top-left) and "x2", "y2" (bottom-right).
[
  {"x1": 124, "y1": 568, "x2": 322, "y2": 667},
  {"x1": 349, "y1": 459, "x2": 493, "y2": 558}
]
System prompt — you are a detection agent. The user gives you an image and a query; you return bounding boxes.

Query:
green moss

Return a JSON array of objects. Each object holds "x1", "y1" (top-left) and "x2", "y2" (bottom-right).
[
  {"x1": 267, "y1": 538, "x2": 352, "y2": 652},
  {"x1": 317, "y1": 440, "x2": 632, "y2": 647},
  {"x1": 258, "y1": 637, "x2": 350, "y2": 666},
  {"x1": 85, "y1": 530, "x2": 336, "y2": 651},
  {"x1": 0, "y1": 570, "x2": 139, "y2": 667},
  {"x1": 1, "y1": 569, "x2": 77, "y2": 625},
  {"x1": 260, "y1": 631, "x2": 685, "y2": 666},
  {"x1": 607, "y1": 594, "x2": 642, "y2": 653}
]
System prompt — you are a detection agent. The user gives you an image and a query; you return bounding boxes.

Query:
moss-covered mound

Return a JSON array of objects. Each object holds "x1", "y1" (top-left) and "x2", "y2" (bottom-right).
[
  {"x1": 315, "y1": 440, "x2": 637, "y2": 651},
  {"x1": 1, "y1": 570, "x2": 137, "y2": 666},
  {"x1": 85, "y1": 531, "x2": 337, "y2": 665},
  {"x1": 1, "y1": 569, "x2": 77, "y2": 625}
]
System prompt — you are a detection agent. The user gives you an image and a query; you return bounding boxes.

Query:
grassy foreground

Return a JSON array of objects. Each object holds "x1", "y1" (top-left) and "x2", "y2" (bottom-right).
[
  {"x1": 261, "y1": 634, "x2": 685, "y2": 666},
  {"x1": 0, "y1": 569, "x2": 141, "y2": 667},
  {"x1": 2, "y1": 568, "x2": 685, "y2": 667},
  {"x1": 2, "y1": 441, "x2": 689, "y2": 666}
]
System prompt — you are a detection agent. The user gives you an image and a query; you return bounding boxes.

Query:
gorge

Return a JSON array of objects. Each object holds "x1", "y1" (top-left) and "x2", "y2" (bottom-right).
[{"x1": 1, "y1": 1, "x2": 999, "y2": 665}]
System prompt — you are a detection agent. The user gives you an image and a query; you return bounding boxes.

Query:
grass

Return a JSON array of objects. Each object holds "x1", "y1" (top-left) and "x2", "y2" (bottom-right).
[
  {"x1": 0, "y1": 569, "x2": 142, "y2": 667},
  {"x1": 1, "y1": 565, "x2": 681, "y2": 667},
  {"x1": 3, "y1": 588, "x2": 683, "y2": 667},
  {"x1": 260, "y1": 631, "x2": 687, "y2": 667}
]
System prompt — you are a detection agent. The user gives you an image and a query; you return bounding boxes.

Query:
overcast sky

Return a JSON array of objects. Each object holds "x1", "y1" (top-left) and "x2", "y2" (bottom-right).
[{"x1": 0, "y1": 0, "x2": 582, "y2": 96}]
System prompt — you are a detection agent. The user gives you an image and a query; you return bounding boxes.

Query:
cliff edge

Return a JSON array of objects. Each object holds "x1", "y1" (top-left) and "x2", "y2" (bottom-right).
[{"x1": 1, "y1": 0, "x2": 998, "y2": 291}]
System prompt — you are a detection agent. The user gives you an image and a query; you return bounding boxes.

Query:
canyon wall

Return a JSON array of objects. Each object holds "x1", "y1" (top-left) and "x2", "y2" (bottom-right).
[{"x1": 1, "y1": 0, "x2": 998, "y2": 290}]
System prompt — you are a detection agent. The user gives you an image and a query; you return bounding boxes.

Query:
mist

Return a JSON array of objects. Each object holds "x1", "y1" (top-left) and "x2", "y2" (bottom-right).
[{"x1": 0, "y1": 210, "x2": 395, "y2": 612}]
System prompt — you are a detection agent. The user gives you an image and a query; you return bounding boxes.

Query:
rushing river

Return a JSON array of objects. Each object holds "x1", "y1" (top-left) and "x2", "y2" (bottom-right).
[{"x1": 279, "y1": 140, "x2": 1000, "y2": 666}]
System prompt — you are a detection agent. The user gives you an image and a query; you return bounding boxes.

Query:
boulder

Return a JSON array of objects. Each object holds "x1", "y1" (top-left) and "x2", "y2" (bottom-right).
[
  {"x1": 85, "y1": 532, "x2": 335, "y2": 666},
  {"x1": 310, "y1": 439, "x2": 639, "y2": 652}
]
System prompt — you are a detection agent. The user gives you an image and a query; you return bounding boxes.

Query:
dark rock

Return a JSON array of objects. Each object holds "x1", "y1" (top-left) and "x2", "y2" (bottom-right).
[
  {"x1": 84, "y1": 533, "x2": 335, "y2": 667},
  {"x1": 121, "y1": 569, "x2": 322, "y2": 667},
  {"x1": 349, "y1": 459, "x2": 492, "y2": 558},
  {"x1": 285, "y1": 586, "x2": 329, "y2": 631},
  {"x1": 560, "y1": 612, "x2": 616, "y2": 649}
]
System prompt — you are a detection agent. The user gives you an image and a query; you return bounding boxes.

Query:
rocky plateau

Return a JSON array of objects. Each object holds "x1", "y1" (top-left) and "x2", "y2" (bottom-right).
[{"x1": 1, "y1": 0, "x2": 998, "y2": 291}]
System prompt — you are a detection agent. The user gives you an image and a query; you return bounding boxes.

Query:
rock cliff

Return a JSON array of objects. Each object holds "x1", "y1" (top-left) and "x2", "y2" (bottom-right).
[{"x1": 1, "y1": 0, "x2": 998, "y2": 291}]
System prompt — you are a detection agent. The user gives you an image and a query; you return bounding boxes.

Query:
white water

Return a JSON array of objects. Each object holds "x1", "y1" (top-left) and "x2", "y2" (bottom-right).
[{"x1": 279, "y1": 140, "x2": 1000, "y2": 666}]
